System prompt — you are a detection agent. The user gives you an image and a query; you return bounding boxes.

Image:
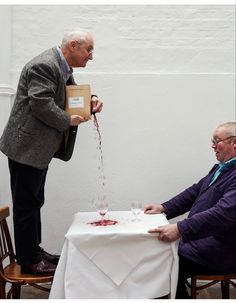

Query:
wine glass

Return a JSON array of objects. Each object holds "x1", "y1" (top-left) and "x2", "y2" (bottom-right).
[
  {"x1": 131, "y1": 201, "x2": 142, "y2": 222},
  {"x1": 96, "y1": 200, "x2": 108, "y2": 224}
]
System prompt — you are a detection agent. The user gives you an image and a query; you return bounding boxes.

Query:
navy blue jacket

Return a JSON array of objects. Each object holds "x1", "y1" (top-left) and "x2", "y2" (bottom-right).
[{"x1": 163, "y1": 163, "x2": 236, "y2": 273}]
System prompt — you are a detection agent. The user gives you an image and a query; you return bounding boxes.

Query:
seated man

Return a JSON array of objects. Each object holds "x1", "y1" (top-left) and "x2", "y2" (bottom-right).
[{"x1": 144, "y1": 122, "x2": 236, "y2": 299}]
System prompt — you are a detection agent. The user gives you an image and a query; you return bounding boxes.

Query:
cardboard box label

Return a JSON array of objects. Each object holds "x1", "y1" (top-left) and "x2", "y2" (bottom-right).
[{"x1": 69, "y1": 96, "x2": 84, "y2": 108}]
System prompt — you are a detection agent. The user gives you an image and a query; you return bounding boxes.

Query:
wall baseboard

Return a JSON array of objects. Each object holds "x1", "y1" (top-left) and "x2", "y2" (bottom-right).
[{"x1": 0, "y1": 85, "x2": 15, "y2": 97}]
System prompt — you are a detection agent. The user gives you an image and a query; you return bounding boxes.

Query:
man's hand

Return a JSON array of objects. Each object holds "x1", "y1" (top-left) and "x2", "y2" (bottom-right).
[
  {"x1": 148, "y1": 223, "x2": 180, "y2": 242},
  {"x1": 91, "y1": 95, "x2": 103, "y2": 113},
  {"x1": 70, "y1": 115, "x2": 89, "y2": 126},
  {"x1": 144, "y1": 204, "x2": 165, "y2": 214}
]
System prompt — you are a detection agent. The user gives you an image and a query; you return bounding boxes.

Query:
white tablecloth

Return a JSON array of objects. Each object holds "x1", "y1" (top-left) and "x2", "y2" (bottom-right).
[{"x1": 50, "y1": 211, "x2": 179, "y2": 299}]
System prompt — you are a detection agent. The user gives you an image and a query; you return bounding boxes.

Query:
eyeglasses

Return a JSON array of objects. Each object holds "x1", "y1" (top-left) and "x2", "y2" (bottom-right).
[
  {"x1": 211, "y1": 136, "x2": 236, "y2": 145},
  {"x1": 74, "y1": 40, "x2": 93, "y2": 55}
]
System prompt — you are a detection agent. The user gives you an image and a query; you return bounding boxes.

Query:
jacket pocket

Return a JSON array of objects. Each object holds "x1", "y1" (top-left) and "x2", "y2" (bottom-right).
[
  {"x1": 18, "y1": 125, "x2": 40, "y2": 136},
  {"x1": 212, "y1": 185, "x2": 224, "y2": 195}
]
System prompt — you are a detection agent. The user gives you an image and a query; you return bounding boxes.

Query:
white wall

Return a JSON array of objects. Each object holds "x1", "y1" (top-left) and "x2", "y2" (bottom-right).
[{"x1": 0, "y1": 5, "x2": 235, "y2": 254}]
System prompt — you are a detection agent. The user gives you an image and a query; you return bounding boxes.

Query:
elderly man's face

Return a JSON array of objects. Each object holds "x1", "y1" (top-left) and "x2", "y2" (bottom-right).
[
  {"x1": 69, "y1": 35, "x2": 94, "y2": 68},
  {"x1": 211, "y1": 127, "x2": 236, "y2": 163}
]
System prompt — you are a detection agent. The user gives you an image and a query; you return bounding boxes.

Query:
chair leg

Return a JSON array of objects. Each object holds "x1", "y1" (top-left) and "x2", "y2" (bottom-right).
[
  {"x1": 221, "y1": 280, "x2": 230, "y2": 299},
  {"x1": 7, "y1": 284, "x2": 22, "y2": 299},
  {"x1": 191, "y1": 277, "x2": 197, "y2": 299},
  {"x1": 0, "y1": 280, "x2": 6, "y2": 299},
  {"x1": 12, "y1": 285, "x2": 21, "y2": 299}
]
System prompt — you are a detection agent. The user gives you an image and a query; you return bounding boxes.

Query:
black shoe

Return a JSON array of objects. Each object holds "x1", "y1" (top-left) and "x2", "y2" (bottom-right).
[
  {"x1": 40, "y1": 247, "x2": 60, "y2": 265},
  {"x1": 21, "y1": 259, "x2": 56, "y2": 275}
]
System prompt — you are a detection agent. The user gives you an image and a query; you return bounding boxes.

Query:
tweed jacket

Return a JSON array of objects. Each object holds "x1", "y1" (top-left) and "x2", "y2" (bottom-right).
[
  {"x1": 163, "y1": 163, "x2": 236, "y2": 273},
  {"x1": 0, "y1": 47, "x2": 77, "y2": 169}
]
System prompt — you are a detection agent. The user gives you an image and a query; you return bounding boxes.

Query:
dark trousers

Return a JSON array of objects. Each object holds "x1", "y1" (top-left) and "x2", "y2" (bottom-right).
[
  {"x1": 8, "y1": 158, "x2": 48, "y2": 265},
  {"x1": 176, "y1": 255, "x2": 222, "y2": 299}
]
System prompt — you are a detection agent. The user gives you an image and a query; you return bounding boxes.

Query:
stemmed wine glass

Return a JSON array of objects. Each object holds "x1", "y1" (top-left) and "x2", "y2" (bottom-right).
[
  {"x1": 131, "y1": 201, "x2": 142, "y2": 222},
  {"x1": 96, "y1": 200, "x2": 108, "y2": 224}
]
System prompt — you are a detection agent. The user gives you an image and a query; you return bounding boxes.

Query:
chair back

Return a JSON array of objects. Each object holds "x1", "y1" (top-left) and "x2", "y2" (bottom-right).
[
  {"x1": 0, "y1": 206, "x2": 15, "y2": 272},
  {"x1": 0, "y1": 205, "x2": 53, "y2": 299}
]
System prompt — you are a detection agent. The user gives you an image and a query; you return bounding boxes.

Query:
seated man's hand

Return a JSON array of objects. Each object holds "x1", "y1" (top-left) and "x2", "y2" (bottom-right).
[
  {"x1": 91, "y1": 95, "x2": 103, "y2": 113},
  {"x1": 144, "y1": 204, "x2": 165, "y2": 214},
  {"x1": 148, "y1": 223, "x2": 180, "y2": 242}
]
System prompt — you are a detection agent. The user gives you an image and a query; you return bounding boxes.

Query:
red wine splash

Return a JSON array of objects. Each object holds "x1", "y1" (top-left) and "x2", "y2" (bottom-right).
[{"x1": 88, "y1": 219, "x2": 118, "y2": 226}]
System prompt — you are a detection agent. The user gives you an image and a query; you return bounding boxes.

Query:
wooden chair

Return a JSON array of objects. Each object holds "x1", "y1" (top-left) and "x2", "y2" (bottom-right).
[
  {"x1": 0, "y1": 205, "x2": 54, "y2": 299},
  {"x1": 187, "y1": 274, "x2": 236, "y2": 299}
]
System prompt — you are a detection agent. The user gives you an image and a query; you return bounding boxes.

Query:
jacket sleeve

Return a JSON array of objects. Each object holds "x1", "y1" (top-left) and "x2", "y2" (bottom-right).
[
  {"x1": 177, "y1": 178, "x2": 236, "y2": 242},
  {"x1": 26, "y1": 62, "x2": 70, "y2": 132}
]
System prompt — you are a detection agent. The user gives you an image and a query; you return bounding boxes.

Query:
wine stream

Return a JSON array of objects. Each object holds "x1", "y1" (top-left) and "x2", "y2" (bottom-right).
[
  {"x1": 90, "y1": 114, "x2": 118, "y2": 226},
  {"x1": 93, "y1": 114, "x2": 106, "y2": 202}
]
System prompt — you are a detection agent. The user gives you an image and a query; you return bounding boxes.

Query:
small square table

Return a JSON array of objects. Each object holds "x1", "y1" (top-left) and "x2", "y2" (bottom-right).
[{"x1": 50, "y1": 211, "x2": 178, "y2": 299}]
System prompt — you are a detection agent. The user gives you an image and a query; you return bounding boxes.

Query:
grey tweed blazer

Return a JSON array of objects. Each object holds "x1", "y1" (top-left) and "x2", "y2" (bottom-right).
[{"x1": 0, "y1": 47, "x2": 76, "y2": 169}]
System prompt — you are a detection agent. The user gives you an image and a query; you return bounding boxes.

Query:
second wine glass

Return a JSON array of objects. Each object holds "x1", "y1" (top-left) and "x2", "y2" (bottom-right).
[{"x1": 131, "y1": 201, "x2": 142, "y2": 221}]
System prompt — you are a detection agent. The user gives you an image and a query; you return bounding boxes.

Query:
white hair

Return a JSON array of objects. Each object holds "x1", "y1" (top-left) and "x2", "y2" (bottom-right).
[
  {"x1": 61, "y1": 28, "x2": 91, "y2": 47},
  {"x1": 217, "y1": 122, "x2": 236, "y2": 136}
]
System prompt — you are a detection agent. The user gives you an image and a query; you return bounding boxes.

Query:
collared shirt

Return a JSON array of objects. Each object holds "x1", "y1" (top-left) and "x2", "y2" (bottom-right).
[
  {"x1": 209, "y1": 156, "x2": 236, "y2": 186},
  {"x1": 56, "y1": 46, "x2": 73, "y2": 83}
]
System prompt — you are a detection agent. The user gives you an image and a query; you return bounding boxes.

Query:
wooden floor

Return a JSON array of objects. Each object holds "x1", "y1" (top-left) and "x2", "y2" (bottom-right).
[
  {"x1": 197, "y1": 284, "x2": 236, "y2": 299},
  {"x1": 20, "y1": 282, "x2": 236, "y2": 299}
]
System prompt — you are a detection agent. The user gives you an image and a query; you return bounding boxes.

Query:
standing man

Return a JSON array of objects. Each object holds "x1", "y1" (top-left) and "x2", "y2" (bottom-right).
[
  {"x1": 144, "y1": 122, "x2": 236, "y2": 298},
  {"x1": 0, "y1": 28, "x2": 103, "y2": 275}
]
